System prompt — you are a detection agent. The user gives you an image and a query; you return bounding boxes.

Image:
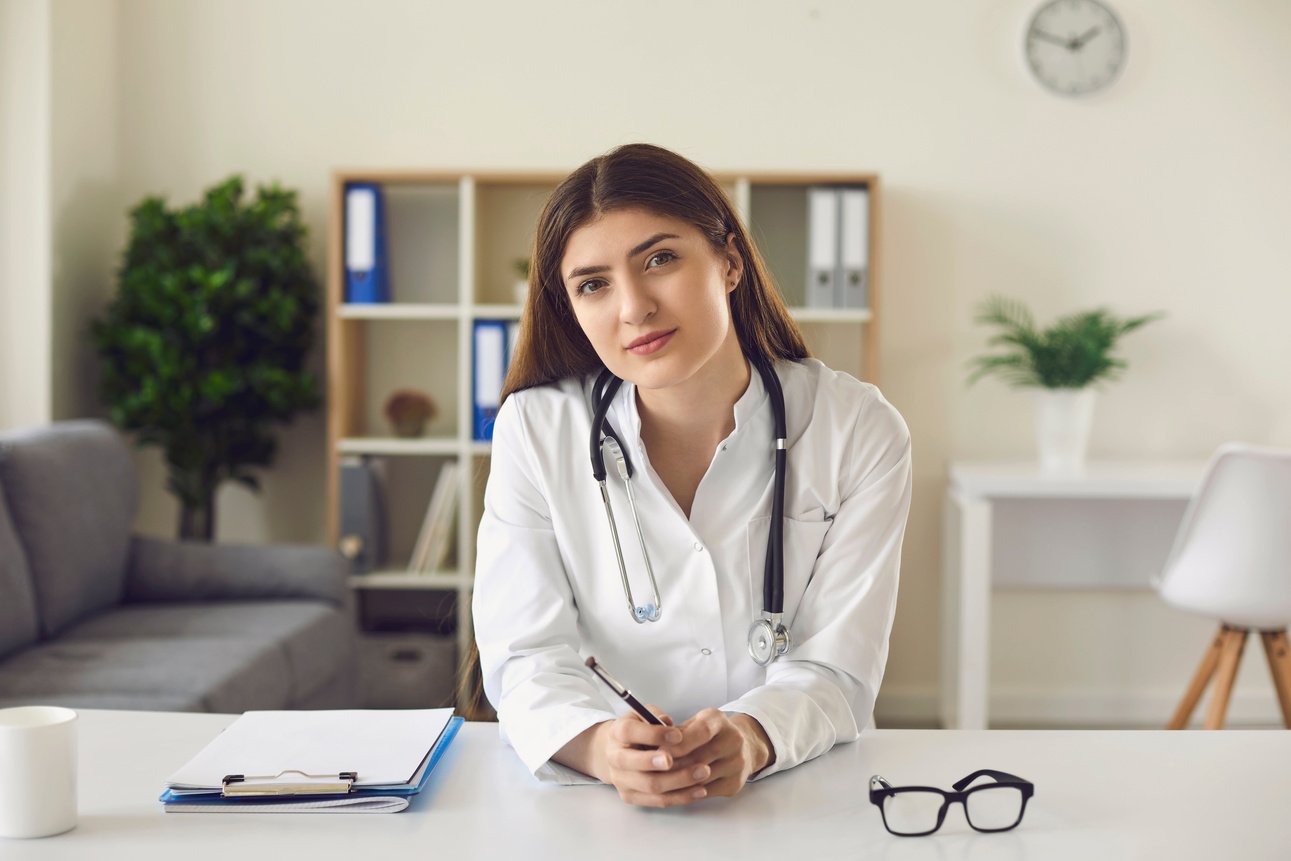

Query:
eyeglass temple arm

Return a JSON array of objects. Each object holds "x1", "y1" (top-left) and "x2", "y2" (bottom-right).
[{"x1": 951, "y1": 769, "x2": 1033, "y2": 793}]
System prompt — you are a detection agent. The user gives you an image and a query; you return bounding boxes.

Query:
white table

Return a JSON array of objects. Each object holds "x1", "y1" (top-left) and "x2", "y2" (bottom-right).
[
  {"x1": 4, "y1": 710, "x2": 1289, "y2": 860},
  {"x1": 942, "y1": 461, "x2": 1206, "y2": 730}
]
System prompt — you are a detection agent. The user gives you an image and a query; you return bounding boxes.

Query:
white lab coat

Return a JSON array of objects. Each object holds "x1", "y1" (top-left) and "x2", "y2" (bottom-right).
[{"x1": 472, "y1": 357, "x2": 912, "y2": 784}]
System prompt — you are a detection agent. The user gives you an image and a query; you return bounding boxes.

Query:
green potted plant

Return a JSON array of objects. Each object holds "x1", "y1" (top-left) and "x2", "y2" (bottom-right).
[
  {"x1": 512, "y1": 257, "x2": 530, "y2": 305},
  {"x1": 967, "y1": 295, "x2": 1163, "y2": 472},
  {"x1": 91, "y1": 175, "x2": 320, "y2": 541}
]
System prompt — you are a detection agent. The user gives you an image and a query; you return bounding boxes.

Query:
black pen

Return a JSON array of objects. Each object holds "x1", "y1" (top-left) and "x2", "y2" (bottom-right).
[{"x1": 585, "y1": 656, "x2": 666, "y2": 726}]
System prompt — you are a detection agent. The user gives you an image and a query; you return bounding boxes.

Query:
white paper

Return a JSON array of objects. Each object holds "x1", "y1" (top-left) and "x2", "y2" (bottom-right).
[
  {"x1": 164, "y1": 796, "x2": 409, "y2": 814},
  {"x1": 167, "y1": 709, "x2": 454, "y2": 791}
]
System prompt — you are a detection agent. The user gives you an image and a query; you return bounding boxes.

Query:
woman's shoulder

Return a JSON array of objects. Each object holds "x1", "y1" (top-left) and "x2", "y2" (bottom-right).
[
  {"x1": 504, "y1": 376, "x2": 589, "y2": 411},
  {"x1": 779, "y1": 358, "x2": 909, "y2": 446},
  {"x1": 497, "y1": 376, "x2": 595, "y2": 436}
]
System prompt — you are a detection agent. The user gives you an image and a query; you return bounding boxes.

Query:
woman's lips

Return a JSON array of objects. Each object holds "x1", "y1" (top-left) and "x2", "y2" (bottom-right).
[{"x1": 627, "y1": 329, "x2": 676, "y2": 356}]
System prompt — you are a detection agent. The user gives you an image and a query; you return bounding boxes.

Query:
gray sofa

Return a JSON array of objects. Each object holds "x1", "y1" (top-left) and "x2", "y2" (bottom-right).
[{"x1": 0, "y1": 420, "x2": 357, "y2": 712}]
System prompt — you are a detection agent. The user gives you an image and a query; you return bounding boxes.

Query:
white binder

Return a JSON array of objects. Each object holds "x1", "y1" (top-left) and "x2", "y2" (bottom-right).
[
  {"x1": 839, "y1": 187, "x2": 870, "y2": 309},
  {"x1": 806, "y1": 187, "x2": 840, "y2": 308}
]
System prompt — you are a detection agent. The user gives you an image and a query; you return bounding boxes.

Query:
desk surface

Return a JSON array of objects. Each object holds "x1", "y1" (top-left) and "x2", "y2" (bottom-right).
[
  {"x1": 950, "y1": 460, "x2": 1205, "y2": 498},
  {"x1": 4, "y1": 710, "x2": 1288, "y2": 860}
]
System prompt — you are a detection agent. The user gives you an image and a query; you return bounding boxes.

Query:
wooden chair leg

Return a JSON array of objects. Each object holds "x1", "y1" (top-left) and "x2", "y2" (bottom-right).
[
  {"x1": 1168, "y1": 627, "x2": 1228, "y2": 730},
  {"x1": 1259, "y1": 630, "x2": 1291, "y2": 729},
  {"x1": 1203, "y1": 627, "x2": 1248, "y2": 730}
]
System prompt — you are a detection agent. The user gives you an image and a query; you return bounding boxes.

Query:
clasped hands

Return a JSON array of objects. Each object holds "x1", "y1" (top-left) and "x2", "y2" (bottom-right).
[{"x1": 594, "y1": 706, "x2": 773, "y2": 808}]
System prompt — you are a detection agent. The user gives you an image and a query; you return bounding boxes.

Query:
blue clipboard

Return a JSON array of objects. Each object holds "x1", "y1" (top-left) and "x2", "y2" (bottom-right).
[{"x1": 159, "y1": 715, "x2": 462, "y2": 811}]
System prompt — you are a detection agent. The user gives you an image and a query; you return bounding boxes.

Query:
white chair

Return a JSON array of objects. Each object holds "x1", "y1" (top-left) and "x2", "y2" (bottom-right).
[{"x1": 1156, "y1": 443, "x2": 1291, "y2": 729}]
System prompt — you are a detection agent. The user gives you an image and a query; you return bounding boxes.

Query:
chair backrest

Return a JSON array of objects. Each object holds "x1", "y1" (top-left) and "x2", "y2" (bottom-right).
[{"x1": 1156, "y1": 443, "x2": 1291, "y2": 629}]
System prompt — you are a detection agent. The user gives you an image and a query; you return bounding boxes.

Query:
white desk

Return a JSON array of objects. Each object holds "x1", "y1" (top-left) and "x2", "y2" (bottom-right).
[
  {"x1": 4, "y1": 710, "x2": 1288, "y2": 860},
  {"x1": 942, "y1": 461, "x2": 1206, "y2": 730}
]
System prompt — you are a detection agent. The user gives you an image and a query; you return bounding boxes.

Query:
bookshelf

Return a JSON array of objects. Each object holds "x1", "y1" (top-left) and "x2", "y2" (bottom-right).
[{"x1": 325, "y1": 168, "x2": 882, "y2": 707}]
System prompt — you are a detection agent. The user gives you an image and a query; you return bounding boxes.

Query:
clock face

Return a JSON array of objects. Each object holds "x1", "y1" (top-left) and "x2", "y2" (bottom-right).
[{"x1": 1025, "y1": 0, "x2": 1127, "y2": 97}]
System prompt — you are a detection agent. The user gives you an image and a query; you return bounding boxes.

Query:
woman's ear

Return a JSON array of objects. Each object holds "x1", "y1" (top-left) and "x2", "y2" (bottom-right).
[{"x1": 723, "y1": 232, "x2": 744, "y2": 293}]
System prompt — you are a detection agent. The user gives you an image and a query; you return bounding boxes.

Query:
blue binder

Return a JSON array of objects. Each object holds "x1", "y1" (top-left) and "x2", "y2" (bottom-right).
[
  {"x1": 344, "y1": 182, "x2": 390, "y2": 303},
  {"x1": 473, "y1": 320, "x2": 510, "y2": 441}
]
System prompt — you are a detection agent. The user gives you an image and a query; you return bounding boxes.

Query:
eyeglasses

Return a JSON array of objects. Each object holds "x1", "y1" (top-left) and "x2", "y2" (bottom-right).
[{"x1": 869, "y1": 770, "x2": 1035, "y2": 837}]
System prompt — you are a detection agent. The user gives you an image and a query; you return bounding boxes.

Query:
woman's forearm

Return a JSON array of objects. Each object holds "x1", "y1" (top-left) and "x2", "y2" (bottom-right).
[{"x1": 550, "y1": 720, "x2": 613, "y2": 782}]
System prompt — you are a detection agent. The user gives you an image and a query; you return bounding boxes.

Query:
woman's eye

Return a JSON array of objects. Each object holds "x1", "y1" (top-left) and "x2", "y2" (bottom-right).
[
  {"x1": 646, "y1": 251, "x2": 676, "y2": 269},
  {"x1": 577, "y1": 279, "x2": 606, "y2": 296}
]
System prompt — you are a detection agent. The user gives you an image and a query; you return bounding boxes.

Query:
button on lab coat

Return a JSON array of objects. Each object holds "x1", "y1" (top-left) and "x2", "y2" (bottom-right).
[{"x1": 473, "y1": 358, "x2": 912, "y2": 784}]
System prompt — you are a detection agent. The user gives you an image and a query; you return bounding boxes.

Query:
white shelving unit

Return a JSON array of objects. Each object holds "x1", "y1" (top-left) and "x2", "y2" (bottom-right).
[{"x1": 326, "y1": 168, "x2": 882, "y2": 706}]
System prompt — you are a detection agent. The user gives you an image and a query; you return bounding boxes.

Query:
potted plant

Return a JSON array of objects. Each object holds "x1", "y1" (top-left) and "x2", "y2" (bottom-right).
[
  {"x1": 967, "y1": 296, "x2": 1163, "y2": 473},
  {"x1": 383, "y1": 389, "x2": 438, "y2": 437},
  {"x1": 91, "y1": 175, "x2": 320, "y2": 541},
  {"x1": 512, "y1": 257, "x2": 530, "y2": 305}
]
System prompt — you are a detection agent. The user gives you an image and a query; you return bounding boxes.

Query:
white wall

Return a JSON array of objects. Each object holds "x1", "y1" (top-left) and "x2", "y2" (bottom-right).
[
  {"x1": 16, "y1": 0, "x2": 1291, "y2": 725},
  {"x1": 0, "y1": 0, "x2": 52, "y2": 429},
  {"x1": 48, "y1": 0, "x2": 121, "y2": 421},
  {"x1": 0, "y1": 0, "x2": 119, "y2": 428}
]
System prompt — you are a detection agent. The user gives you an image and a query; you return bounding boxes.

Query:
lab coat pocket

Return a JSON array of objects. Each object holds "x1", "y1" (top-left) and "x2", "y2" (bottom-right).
[{"x1": 745, "y1": 514, "x2": 832, "y2": 627}]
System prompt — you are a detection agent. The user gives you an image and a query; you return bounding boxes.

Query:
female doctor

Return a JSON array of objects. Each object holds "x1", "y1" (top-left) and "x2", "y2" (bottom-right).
[{"x1": 471, "y1": 143, "x2": 912, "y2": 808}]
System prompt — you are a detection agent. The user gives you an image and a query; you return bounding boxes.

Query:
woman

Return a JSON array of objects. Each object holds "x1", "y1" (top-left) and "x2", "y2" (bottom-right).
[{"x1": 472, "y1": 143, "x2": 912, "y2": 808}]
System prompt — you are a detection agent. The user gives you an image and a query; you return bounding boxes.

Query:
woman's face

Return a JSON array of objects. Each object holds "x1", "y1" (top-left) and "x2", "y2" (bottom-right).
[{"x1": 559, "y1": 207, "x2": 742, "y2": 394}]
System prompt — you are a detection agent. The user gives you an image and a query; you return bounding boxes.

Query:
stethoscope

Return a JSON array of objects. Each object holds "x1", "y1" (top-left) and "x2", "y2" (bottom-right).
[{"x1": 588, "y1": 359, "x2": 791, "y2": 667}]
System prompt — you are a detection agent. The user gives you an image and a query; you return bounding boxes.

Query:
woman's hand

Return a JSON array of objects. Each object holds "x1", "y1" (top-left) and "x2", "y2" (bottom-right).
[
  {"x1": 664, "y1": 708, "x2": 774, "y2": 799},
  {"x1": 572, "y1": 706, "x2": 774, "y2": 808},
  {"x1": 593, "y1": 706, "x2": 710, "y2": 808}
]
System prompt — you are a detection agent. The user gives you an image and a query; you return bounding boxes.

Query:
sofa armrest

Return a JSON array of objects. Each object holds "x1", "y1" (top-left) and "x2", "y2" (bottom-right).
[{"x1": 125, "y1": 537, "x2": 349, "y2": 607}]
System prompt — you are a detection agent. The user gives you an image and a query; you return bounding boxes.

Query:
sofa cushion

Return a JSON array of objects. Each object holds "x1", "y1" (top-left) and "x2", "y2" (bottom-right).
[
  {"x1": 0, "y1": 420, "x2": 137, "y2": 637},
  {"x1": 63, "y1": 601, "x2": 352, "y2": 704},
  {"x1": 0, "y1": 692, "x2": 203, "y2": 712},
  {"x1": 0, "y1": 636, "x2": 291, "y2": 714},
  {"x1": 0, "y1": 482, "x2": 39, "y2": 660}
]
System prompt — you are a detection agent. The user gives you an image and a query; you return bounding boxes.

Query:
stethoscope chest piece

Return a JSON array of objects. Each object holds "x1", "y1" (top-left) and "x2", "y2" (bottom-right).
[{"x1": 748, "y1": 613, "x2": 790, "y2": 667}]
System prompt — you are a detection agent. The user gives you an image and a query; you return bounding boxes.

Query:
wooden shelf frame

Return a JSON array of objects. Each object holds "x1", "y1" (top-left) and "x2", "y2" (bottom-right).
[{"x1": 325, "y1": 167, "x2": 882, "y2": 679}]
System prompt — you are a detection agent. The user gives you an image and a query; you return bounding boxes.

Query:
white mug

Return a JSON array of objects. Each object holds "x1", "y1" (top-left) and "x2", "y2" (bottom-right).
[{"x1": 0, "y1": 707, "x2": 78, "y2": 839}]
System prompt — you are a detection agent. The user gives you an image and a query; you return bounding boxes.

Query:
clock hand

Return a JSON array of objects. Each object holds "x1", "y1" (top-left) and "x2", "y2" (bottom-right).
[
  {"x1": 1074, "y1": 25, "x2": 1102, "y2": 49},
  {"x1": 1031, "y1": 29, "x2": 1072, "y2": 49}
]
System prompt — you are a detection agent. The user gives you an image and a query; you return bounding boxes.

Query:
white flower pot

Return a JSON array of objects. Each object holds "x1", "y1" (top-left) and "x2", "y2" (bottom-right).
[{"x1": 1033, "y1": 388, "x2": 1096, "y2": 474}]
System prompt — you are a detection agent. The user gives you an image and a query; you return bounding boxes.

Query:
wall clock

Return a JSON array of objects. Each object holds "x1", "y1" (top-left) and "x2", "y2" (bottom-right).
[{"x1": 1025, "y1": 0, "x2": 1127, "y2": 97}]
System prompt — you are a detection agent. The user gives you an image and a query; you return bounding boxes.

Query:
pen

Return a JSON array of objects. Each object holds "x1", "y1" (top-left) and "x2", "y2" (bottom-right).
[{"x1": 585, "y1": 656, "x2": 666, "y2": 726}]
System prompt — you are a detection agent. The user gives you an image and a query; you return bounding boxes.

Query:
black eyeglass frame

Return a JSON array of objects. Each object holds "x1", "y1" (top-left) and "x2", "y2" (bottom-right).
[{"x1": 868, "y1": 769, "x2": 1035, "y2": 837}]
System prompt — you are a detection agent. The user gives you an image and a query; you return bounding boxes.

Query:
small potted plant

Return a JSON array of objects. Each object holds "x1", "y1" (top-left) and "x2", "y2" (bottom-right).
[
  {"x1": 384, "y1": 389, "x2": 438, "y2": 438},
  {"x1": 967, "y1": 296, "x2": 1163, "y2": 473},
  {"x1": 512, "y1": 258, "x2": 531, "y2": 305}
]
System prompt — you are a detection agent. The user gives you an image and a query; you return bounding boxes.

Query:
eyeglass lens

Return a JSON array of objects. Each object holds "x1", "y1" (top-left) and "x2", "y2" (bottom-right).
[
  {"x1": 881, "y1": 791, "x2": 945, "y2": 835},
  {"x1": 882, "y1": 785, "x2": 1025, "y2": 835},
  {"x1": 964, "y1": 786, "x2": 1026, "y2": 831}
]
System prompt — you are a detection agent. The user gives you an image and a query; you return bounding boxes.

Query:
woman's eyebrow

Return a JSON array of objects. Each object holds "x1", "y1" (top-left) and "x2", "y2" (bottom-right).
[{"x1": 565, "y1": 233, "x2": 680, "y2": 281}]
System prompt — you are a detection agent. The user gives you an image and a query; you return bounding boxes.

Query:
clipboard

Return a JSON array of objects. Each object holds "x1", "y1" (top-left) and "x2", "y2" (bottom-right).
[{"x1": 160, "y1": 710, "x2": 462, "y2": 814}]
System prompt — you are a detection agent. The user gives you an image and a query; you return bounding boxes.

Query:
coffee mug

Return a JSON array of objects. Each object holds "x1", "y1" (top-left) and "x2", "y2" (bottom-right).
[{"x1": 0, "y1": 707, "x2": 78, "y2": 839}]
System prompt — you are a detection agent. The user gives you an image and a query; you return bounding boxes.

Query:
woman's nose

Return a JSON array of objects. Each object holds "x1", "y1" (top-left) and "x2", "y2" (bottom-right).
[{"x1": 617, "y1": 276, "x2": 656, "y2": 325}]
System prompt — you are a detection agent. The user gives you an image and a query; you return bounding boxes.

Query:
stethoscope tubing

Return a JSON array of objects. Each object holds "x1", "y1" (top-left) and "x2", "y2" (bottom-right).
[{"x1": 589, "y1": 358, "x2": 789, "y2": 626}]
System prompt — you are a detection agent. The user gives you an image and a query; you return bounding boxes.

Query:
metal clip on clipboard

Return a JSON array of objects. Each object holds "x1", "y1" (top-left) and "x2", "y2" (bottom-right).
[{"x1": 221, "y1": 770, "x2": 358, "y2": 797}]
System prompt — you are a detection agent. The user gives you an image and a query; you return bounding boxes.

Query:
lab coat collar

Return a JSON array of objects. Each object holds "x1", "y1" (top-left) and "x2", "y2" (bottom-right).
[{"x1": 612, "y1": 359, "x2": 767, "y2": 449}]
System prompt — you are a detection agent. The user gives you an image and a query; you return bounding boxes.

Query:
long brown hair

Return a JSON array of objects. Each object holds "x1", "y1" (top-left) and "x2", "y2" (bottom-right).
[
  {"x1": 502, "y1": 143, "x2": 808, "y2": 402},
  {"x1": 458, "y1": 144, "x2": 810, "y2": 721}
]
